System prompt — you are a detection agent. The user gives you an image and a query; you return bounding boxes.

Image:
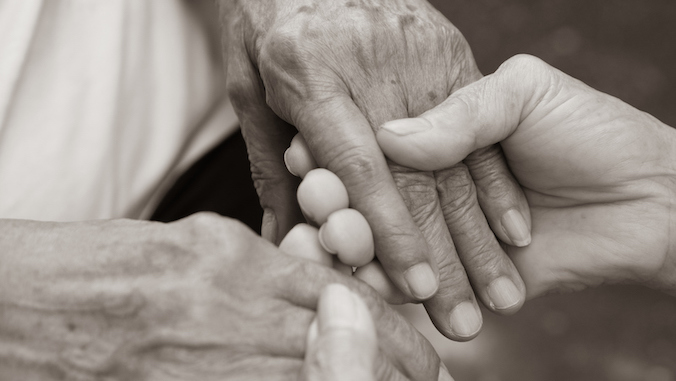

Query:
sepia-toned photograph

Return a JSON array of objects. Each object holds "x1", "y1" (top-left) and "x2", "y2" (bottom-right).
[{"x1": 0, "y1": 0, "x2": 674, "y2": 380}]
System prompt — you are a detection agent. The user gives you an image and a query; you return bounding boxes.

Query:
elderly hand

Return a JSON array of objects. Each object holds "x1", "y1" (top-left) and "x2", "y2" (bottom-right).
[
  {"x1": 0, "y1": 214, "x2": 442, "y2": 380},
  {"x1": 301, "y1": 283, "x2": 454, "y2": 381},
  {"x1": 218, "y1": 0, "x2": 530, "y2": 340},
  {"x1": 377, "y1": 55, "x2": 676, "y2": 297}
]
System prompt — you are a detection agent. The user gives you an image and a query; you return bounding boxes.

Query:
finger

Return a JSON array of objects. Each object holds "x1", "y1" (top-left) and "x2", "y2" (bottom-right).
[
  {"x1": 435, "y1": 165, "x2": 526, "y2": 315},
  {"x1": 464, "y1": 145, "x2": 532, "y2": 247},
  {"x1": 226, "y1": 24, "x2": 303, "y2": 244},
  {"x1": 296, "y1": 169, "x2": 349, "y2": 225},
  {"x1": 292, "y1": 95, "x2": 440, "y2": 301},
  {"x1": 273, "y1": 257, "x2": 441, "y2": 381},
  {"x1": 319, "y1": 209, "x2": 374, "y2": 267},
  {"x1": 376, "y1": 55, "x2": 553, "y2": 171},
  {"x1": 389, "y1": 166, "x2": 483, "y2": 340},
  {"x1": 353, "y1": 260, "x2": 411, "y2": 304},
  {"x1": 285, "y1": 134, "x2": 318, "y2": 178},
  {"x1": 279, "y1": 223, "x2": 333, "y2": 267},
  {"x1": 302, "y1": 284, "x2": 377, "y2": 381}
]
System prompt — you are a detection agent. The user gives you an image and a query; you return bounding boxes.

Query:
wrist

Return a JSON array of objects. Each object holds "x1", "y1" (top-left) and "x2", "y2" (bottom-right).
[{"x1": 651, "y1": 123, "x2": 676, "y2": 295}]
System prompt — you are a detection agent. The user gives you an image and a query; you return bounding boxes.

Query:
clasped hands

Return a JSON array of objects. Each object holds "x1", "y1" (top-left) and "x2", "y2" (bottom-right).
[
  {"x1": 221, "y1": 0, "x2": 530, "y2": 342},
  {"x1": 217, "y1": 0, "x2": 676, "y2": 379}
]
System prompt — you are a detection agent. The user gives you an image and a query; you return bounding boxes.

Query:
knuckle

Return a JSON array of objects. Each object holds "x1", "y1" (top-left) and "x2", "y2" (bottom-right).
[
  {"x1": 461, "y1": 238, "x2": 504, "y2": 277},
  {"x1": 435, "y1": 165, "x2": 478, "y2": 216},
  {"x1": 378, "y1": 226, "x2": 421, "y2": 253},
  {"x1": 392, "y1": 171, "x2": 438, "y2": 219},
  {"x1": 435, "y1": 255, "x2": 473, "y2": 296},
  {"x1": 501, "y1": 54, "x2": 547, "y2": 76},
  {"x1": 475, "y1": 173, "x2": 516, "y2": 205},
  {"x1": 463, "y1": 145, "x2": 505, "y2": 179},
  {"x1": 499, "y1": 54, "x2": 557, "y2": 99},
  {"x1": 325, "y1": 144, "x2": 383, "y2": 192}
]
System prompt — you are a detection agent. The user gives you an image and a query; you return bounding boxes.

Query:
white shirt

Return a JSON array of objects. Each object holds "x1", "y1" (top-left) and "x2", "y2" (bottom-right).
[{"x1": 0, "y1": 0, "x2": 239, "y2": 221}]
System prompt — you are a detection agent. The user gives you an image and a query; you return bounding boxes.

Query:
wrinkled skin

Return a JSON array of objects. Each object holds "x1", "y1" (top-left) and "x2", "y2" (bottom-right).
[
  {"x1": 377, "y1": 55, "x2": 676, "y2": 298},
  {"x1": 0, "y1": 213, "x2": 441, "y2": 380},
  {"x1": 218, "y1": 0, "x2": 530, "y2": 340}
]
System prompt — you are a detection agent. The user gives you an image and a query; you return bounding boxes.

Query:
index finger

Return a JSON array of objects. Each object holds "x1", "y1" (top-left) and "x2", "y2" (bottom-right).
[{"x1": 294, "y1": 95, "x2": 440, "y2": 301}]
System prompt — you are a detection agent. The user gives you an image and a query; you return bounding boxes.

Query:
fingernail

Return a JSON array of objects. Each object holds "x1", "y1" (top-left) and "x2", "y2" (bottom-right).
[
  {"x1": 319, "y1": 284, "x2": 357, "y2": 330},
  {"x1": 380, "y1": 118, "x2": 432, "y2": 136},
  {"x1": 501, "y1": 209, "x2": 531, "y2": 247},
  {"x1": 318, "y1": 224, "x2": 337, "y2": 254},
  {"x1": 438, "y1": 362, "x2": 455, "y2": 381},
  {"x1": 404, "y1": 263, "x2": 438, "y2": 300},
  {"x1": 284, "y1": 148, "x2": 299, "y2": 177},
  {"x1": 487, "y1": 277, "x2": 522, "y2": 310},
  {"x1": 449, "y1": 301, "x2": 482, "y2": 338}
]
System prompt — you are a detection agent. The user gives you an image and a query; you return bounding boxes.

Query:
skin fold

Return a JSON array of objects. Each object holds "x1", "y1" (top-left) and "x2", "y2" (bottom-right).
[
  {"x1": 0, "y1": 214, "x2": 442, "y2": 381},
  {"x1": 377, "y1": 55, "x2": 676, "y2": 298},
  {"x1": 218, "y1": 0, "x2": 531, "y2": 340}
]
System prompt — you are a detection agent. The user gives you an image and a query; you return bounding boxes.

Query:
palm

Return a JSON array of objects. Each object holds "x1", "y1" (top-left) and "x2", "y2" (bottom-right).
[{"x1": 501, "y1": 82, "x2": 675, "y2": 297}]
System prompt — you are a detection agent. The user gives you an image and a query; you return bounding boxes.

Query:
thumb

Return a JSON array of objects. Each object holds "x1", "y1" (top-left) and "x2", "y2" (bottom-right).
[
  {"x1": 376, "y1": 55, "x2": 554, "y2": 171},
  {"x1": 302, "y1": 284, "x2": 377, "y2": 381}
]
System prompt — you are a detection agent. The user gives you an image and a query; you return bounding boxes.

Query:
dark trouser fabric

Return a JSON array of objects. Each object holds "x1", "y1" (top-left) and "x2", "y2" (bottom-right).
[{"x1": 150, "y1": 129, "x2": 263, "y2": 233}]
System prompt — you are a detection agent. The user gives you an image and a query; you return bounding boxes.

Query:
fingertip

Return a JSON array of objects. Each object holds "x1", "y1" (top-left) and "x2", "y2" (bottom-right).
[
  {"x1": 318, "y1": 223, "x2": 337, "y2": 254},
  {"x1": 501, "y1": 209, "x2": 531, "y2": 247},
  {"x1": 318, "y1": 284, "x2": 371, "y2": 334},
  {"x1": 377, "y1": 120, "x2": 443, "y2": 171},
  {"x1": 279, "y1": 223, "x2": 333, "y2": 267},
  {"x1": 297, "y1": 169, "x2": 349, "y2": 225},
  {"x1": 287, "y1": 134, "x2": 318, "y2": 178},
  {"x1": 320, "y1": 209, "x2": 375, "y2": 267},
  {"x1": 284, "y1": 147, "x2": 299, "y2": 177},
  {"x1": 447, "y1": 301, "x2": 483, "y2": 341},
  {"x1": 403, "y1": 262, "x2": 439, "y2": 300},
  {"x1": 486, "y1": 276, "x2": 525, "y2": 314}
]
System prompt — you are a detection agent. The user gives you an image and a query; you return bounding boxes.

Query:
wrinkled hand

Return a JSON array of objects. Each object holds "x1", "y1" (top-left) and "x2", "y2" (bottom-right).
[
  {"x1": 377, "y1": 55, "x2": 676, "y2": 297},
  {"x1": 0, "y1": 214, "x2": 442, "y2": 380},
  {"x1": 219, "y1": 0, "x2": 530, "y2": 340}
]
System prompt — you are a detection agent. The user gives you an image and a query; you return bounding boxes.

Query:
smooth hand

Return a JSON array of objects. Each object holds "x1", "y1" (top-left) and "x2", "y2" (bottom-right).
[
  {"x1": 0, "y1": 215, "x2": 442, "y2": 380},
  {"x1": 377, "y1": 55, "x2": 676, "y2": 297},
  {"x1": 219, "y1": 0, "x2": 530, "y2": 340}
]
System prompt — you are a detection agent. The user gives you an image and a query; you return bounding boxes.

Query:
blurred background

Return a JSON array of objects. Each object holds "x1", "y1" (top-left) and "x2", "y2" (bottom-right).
[{"x1": 397, "y1": 1, "x2": 676, "y2": 380}]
